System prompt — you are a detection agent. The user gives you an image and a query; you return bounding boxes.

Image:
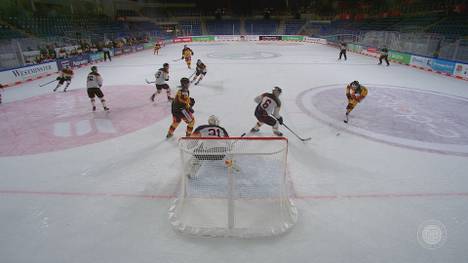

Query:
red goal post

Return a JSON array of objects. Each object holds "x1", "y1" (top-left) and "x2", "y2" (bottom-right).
[{"x1": 169, "y1": 136, "x2": 297, "y2": 238}]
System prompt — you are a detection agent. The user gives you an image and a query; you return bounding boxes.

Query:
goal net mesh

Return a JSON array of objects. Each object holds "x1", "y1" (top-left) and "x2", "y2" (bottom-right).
[{"x1": 169, "y1": 137, "x2": 297, "y2": 238}]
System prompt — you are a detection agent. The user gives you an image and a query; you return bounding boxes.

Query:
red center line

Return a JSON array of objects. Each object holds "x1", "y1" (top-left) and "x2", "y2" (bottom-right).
[
  {"x1": 1, "y1": 189, "x2": 468, "y2": 200},
  {"x1": 0, "y1": 190, "x2": 176, "y2": 199},
  {"x1": 297, "y1": 192, "x2": 468, "y2": 200}
]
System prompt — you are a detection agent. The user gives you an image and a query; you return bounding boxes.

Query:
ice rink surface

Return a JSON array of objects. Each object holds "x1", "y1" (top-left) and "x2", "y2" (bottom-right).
[{"x1": 1, "y1": 41, "x2": 468, "y2": 263}]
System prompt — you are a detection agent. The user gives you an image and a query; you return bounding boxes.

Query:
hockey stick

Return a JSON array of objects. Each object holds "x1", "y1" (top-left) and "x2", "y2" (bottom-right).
[
  {"x1": 40, "y1": 79, "x2": 58, "y2": 87},
  {"x1": 173, "y1": 57, "x2": 183, "y2": 62},
  {"x1": 281, "y1": 122, "x2": 311, "y2": 141},
  {"x1": 145, "y1": 78, "x2": 155, "y2": 84},
  {"x1": 186, "y1": 132, "x2": 247, "y2": 178},
  {"x1": 228, "y1": 132, "x2": 247, "y2": 150},
  {"x1": 224, "y1": 133, "x2": 248, "y2": 173},
  {"x1": 220, "y1": 132, "x2": 248, "y2": 161},
  {"x1": 188, "y1": 70, "x2": 196, "y2": 79}
]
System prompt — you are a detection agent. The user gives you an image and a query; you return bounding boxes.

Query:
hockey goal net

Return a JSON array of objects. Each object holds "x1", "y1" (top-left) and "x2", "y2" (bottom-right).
[{"x1": 169, "y1": 137, "x2": 297, "y2": 238}]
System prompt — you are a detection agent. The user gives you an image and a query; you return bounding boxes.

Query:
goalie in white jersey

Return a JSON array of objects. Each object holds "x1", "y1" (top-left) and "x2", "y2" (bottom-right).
[
  {"x1": 191, "y1": 115, "x2": 229, "y2": 163},
  {"x1": 192, "y1": 115, "x2": 229, "y2": 137},
  {"x1": 250, "y1": 86, "x2": 283, "y2": 136},
  {"x1": 151, "y1": 63, "x2": 171, "y2": 102}
]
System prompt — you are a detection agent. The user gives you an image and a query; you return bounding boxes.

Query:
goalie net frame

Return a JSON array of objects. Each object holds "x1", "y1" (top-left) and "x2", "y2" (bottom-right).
[{"x1": 168, "y1": 137, "x2": 298, "y2": 238}]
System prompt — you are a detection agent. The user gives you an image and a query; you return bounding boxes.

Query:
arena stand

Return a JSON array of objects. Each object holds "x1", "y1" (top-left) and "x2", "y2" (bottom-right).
[
  {"x1": 206, "y1": 19, "x2": 240, "y2": 35},
  {"x1": 179, "y1": 20, "x2": 202, "y2": 36},
  {"x1": 244, "y1": 19, "x2": 279, "y2": 35},
  {"x1": 284, "y1": 19, "x2": 306, "y2": 35},
  {"x1": 1, "y1": 1, "x2": 467, "y2": 85}
]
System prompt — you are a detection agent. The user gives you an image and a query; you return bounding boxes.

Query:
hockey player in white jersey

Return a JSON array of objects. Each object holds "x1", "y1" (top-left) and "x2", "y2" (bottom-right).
[
  {"x1": 192, "y1": 115, "x2": 229, "y2": 137},
  {"x1": 250, "y1": 86, "x2": 283, "y2": 136},
  {"x1": 86, "y1": 66, "x2": 109, "y2": 111},
  {"x1": 151, "y1": 63, "x2": 171, "y2": 102},
  {"x1": 191, "y1": 59, "x2": 207, "y2": 85}
]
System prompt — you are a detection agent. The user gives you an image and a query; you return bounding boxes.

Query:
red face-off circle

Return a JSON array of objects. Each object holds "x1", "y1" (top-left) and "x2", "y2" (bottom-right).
[
  {"x1": 0, "y1": 85, "x2": 171, "y2": 156},
  {"x1": 297, "y1": 84, "x2": 468, "y2": 156}
]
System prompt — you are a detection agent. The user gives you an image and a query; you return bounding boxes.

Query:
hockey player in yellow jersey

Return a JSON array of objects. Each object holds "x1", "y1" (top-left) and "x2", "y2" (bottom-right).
[
  {"x1": 53, "y1": 66, "x2": 74, "y2": 92},
  {"x1": 181, "y1": 45, "x2": 194, "y2": 69},
  {"x1": 344, "y1": 81, "x2": 367, "y2": 123},
  {"x1": 153, "y1": 42, "x2": 161, "y2": 55},
  {"x1": 166, "y1": 77, "x2": 195, "y2": 138}
]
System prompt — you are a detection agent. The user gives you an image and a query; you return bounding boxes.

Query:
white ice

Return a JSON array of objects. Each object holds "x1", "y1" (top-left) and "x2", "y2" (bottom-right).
[{"x1": 1, "y1": 41, "x2": 468, "y2": 263}]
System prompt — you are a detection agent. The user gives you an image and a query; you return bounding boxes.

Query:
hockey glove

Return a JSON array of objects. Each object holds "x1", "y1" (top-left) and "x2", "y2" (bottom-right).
[
  {"x1": 190, "y1": 98, "x2": 195, "y2": 106},
  {"x1": 277, "y1": 117, "x2": 284, "y2": 125}
]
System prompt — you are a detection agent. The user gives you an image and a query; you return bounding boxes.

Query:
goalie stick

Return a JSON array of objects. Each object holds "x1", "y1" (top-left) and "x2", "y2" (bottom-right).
[
  {"x1": 185, "y1": 132, "x2": 253, "y2": 178},
  {"x1": 223, "y1": 133, "x2": 247, "y2": 173},
  {"x1": 185, "y1": 135, "x2": 245, "y2": 178}
]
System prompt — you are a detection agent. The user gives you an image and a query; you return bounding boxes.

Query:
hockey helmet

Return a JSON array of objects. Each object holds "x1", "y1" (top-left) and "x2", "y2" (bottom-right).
[
  {"x1": 197, "y1": 59, "x2": 202, "y2": 64},
  {"x1": 208, "y1": 115, "x2": 220, "y2": 126},
  {"x1": 91, "y1": 66, "x2": 97, "y2": 72},
  {"x1": 163, "y1": 63, "x2": 169, "y2": 68},
  {"x1": 180, "y1": 77, "x2": 190, "y2": 88},
  {"x1": 272, "y1": 86, "x2": 282, "y2": 96},
  {"x1": 350, "y1": 81, "x2": 360, "y2": 88}
]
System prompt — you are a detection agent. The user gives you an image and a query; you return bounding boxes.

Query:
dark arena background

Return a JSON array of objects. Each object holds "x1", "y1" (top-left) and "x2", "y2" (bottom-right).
[{"x1": 1, "y1": 0, "x2": 468, "y2": 262}]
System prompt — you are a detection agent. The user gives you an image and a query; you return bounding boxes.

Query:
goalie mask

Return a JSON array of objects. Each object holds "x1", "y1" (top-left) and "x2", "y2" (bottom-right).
[{"x1": 208, "y1": 115, "x2": 220, "y2": 126}]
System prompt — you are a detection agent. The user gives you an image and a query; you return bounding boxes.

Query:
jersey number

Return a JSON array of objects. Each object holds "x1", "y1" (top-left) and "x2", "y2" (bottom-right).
[
  {"x1": 208, "y1": 128, "x2": 221, "y2": 137},
  {"x1": 262, "y1": 99, "x2": 272, "y2": 109},
  {"x1": 87, "y1": 76, "x2": 95, "y2": 81}
]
